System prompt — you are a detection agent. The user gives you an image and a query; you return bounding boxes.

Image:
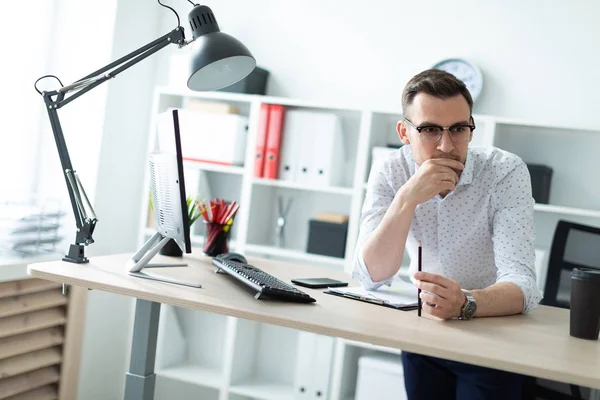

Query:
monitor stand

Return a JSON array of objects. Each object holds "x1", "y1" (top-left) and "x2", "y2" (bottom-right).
[{"x1": 127, "y1": 231, "x2": 202, "y2": 288}]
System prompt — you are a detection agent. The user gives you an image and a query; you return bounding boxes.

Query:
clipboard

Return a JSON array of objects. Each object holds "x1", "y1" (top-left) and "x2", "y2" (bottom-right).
[
  {"x1": 323, "y1": 277, "x2": 419, "y2": 311},
  {"x1": 324, "y1": 289, "x2": 418, "y2": 311}
]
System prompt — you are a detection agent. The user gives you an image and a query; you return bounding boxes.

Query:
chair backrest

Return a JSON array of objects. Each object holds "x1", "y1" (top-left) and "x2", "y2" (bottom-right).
[{"x1": 542, "y1": 220, "x2": 600, "y2": 309}]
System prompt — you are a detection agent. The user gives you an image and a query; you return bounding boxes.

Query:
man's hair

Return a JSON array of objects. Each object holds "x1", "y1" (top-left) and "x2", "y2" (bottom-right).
[{"x1": 402, "y1": 69, "x2": 473, "y2": 117}]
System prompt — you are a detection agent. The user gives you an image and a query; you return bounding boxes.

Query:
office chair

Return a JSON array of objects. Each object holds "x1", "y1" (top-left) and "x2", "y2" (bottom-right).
[
  {"x1": 524, "y1": 220, "x2": 600, "y2": 400},
  {"x1": 542, "y1": 220, "x2": 600, "y2": 309}
]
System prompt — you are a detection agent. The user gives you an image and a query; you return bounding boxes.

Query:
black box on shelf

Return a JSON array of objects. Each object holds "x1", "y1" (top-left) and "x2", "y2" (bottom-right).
[
  {"x1": 306, "y1": 219, "x2": 348, "y2": 259},
  {"x1": 526, "y1": 163, "x2": 553, "y2": 204},
  {"x1": 218, "y1": 66, "x2": 269, "y2": 95}
]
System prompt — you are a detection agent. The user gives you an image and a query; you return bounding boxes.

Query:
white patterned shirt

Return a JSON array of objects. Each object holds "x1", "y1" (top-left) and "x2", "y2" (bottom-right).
[{"x1": 352, "y1": 145, "x2": 543, "y2": 313}]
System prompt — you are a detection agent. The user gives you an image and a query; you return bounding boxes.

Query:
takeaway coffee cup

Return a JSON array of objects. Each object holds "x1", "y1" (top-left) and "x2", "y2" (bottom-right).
[{"x1": 569, "y1": 268, "x2": 600, "y2": 340}]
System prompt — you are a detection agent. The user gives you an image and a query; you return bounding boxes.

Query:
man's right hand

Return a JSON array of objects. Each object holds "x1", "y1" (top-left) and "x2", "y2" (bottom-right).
[{"x1": 398, "y1": 158, "x2": 465, "y2": 206}]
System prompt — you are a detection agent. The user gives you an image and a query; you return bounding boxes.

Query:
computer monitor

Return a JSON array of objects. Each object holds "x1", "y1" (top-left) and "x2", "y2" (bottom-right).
[{"x1": 126, "y1": 109, "x2": 200, "y2": 287}]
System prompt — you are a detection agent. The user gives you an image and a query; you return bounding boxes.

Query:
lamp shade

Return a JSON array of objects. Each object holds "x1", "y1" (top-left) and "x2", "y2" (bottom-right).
[{"x1": 186, "y1": 5, "x2": 256, "y2": 91}]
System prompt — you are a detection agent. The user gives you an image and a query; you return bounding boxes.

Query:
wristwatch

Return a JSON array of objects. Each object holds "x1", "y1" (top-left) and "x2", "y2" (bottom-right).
[{"x1": 459, "y1": 289, "x2": 477, "y2": 320}]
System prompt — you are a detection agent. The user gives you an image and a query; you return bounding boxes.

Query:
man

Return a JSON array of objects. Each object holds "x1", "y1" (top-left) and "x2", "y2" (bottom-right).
[{"x1": 352, "y1": 69, "x2": 542, "y2": 400}]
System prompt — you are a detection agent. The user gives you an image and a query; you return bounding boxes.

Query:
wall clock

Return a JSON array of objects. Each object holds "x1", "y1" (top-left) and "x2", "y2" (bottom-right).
[{"x1": 432, "y1": 58, "x2": 483, "y2": 104}]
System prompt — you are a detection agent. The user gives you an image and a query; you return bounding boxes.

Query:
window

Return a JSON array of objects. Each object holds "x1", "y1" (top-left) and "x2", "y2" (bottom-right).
[
  {"x1": 0, "y1": 1, "x2": 57, "y2": 203},
  {"x1": 0, "y1": 1, "x2": 118, "y2": 258}
]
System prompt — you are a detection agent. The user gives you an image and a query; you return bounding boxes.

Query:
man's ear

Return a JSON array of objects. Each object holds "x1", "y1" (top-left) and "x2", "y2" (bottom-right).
[{"x1": 397, "y1": 121, "x2": 411, "y2": 145}]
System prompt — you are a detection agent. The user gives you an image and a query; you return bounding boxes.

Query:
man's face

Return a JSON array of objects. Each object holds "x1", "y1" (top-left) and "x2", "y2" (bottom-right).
[{"x1": 397, "y1": 93, "x2": 473, "y2": 168}]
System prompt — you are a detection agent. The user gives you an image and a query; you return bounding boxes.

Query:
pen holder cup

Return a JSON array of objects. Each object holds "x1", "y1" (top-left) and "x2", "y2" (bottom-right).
[{"x1": 203, "y1": 221, "x2": 232, "y2": 257}]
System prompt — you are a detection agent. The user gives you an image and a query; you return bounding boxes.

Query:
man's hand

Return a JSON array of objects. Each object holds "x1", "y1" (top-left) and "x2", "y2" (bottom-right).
[
  {"x1": 414, "y1": 271, "x2": 466, "y2": 320},
  {"x1": 398, "y1": 158, "x2": 464, "y2": 206}
]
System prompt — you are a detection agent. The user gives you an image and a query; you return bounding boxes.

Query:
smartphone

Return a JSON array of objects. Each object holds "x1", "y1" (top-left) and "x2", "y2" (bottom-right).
[{"x1": 291, "y1": 277, "x2": 348, "y2": 289}]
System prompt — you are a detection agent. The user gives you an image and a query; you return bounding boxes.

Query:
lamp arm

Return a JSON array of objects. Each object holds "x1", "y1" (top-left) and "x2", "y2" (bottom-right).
[
  {"x1": 40, "y1": 27, "x2": 187, "y2": 263},
  {"x1": 49, "y1": 27, "x2": 187, "y2": 107}
]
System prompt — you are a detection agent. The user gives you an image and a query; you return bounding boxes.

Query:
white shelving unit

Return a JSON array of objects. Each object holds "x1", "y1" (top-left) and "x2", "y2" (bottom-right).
[{"x1": 137, "y1": 86, "x2": 600, "y2": 400}]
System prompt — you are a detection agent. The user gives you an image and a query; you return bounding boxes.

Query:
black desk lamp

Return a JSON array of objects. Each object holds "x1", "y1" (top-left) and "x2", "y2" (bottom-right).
[{"x1": 34, "y1": 1, "x2": 255, "y2": 263}]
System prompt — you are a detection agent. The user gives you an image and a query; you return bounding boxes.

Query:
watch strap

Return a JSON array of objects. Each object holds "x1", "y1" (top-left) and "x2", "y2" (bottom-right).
[{"x1": 459, "y1": 289, "x2": 476, "y2": 320}]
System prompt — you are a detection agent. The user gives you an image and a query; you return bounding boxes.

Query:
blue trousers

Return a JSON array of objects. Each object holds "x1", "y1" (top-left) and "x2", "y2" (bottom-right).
[{"x1": 401, "y1": 351, "x2": 526, "y2": 400}]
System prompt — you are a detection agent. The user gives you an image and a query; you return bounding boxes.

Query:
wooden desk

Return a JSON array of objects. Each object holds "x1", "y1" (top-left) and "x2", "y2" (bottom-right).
[{"x1": 28, "y1": 252, "x2": 600, "y2": 399}]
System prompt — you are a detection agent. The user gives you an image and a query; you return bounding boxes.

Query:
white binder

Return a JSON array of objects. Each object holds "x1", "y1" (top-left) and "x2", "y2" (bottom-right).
[
  {"x1": 280, "y1": 110, "x2": 345, "y2": 186},
  {"x1": 310, "y1": 115, "x2": 344, "y2": 187},
  {"x1": 284, "y1": 110, "x2": 316, "y2": 185},
  {"x1": 278, "y1": 111, "x2": 303, "y2": 182},
  {"x1": 294, "y1": 331, "x2": 317, "y2": 398},
  {"x1": 310, "y1": 335, "x2": 335, "y2": 399}
]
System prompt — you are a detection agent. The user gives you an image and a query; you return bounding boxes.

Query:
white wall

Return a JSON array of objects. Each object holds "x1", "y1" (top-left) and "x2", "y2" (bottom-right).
[{"x1": 157, "y1": 0, "x2": 600, "y2": 128}]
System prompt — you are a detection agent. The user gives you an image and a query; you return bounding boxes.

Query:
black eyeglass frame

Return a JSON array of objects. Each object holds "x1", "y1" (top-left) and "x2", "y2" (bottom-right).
[{"x1": 403, "y1": 117, "x2": 476, "y2": 144}]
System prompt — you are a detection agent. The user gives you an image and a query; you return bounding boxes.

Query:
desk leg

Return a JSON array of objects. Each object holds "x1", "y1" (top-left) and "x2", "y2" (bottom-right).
[{"x1": 124, "y1": 299, "x2": 161, "y2": 400}]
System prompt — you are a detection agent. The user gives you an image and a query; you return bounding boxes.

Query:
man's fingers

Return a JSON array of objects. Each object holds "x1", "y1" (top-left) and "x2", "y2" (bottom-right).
[
  {"x1": 440, "y1": 181, "x2": 456, "y2": 193},
  {"x1": 427, "y1": 158, "x2": 465, "y2": 171},
  {"x1": 422, "y1": 301, "x2": 445, "y2": 319},
  {"x1": 417, "y1": 281, "x2": 449, "y2": 299},
  {"x1": 414, "y1": 271, "x2": 453, "y2": 289},
  {"x1": 420, "y1": 291, "x2": 447, "y2": 307},
  {"x1": 437, "y1": 170, "x2": 459, "y2": 185}
]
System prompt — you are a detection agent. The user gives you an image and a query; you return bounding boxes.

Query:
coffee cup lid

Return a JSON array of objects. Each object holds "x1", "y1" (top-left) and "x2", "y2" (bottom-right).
[{"x1": 571, "y1": 268, "x2": 600, "y2": 282}]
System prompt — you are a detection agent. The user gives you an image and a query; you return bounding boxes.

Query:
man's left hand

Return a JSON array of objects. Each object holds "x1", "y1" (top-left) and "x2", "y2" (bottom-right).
[{"x1": 414, "y1": 271, "x2": 466, "y2": 320}]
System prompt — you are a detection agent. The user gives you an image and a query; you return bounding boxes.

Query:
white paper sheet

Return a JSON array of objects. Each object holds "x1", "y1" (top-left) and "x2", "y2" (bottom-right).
[{"x1": 327, "y1": 277, "x2": 419, "y2": 307}]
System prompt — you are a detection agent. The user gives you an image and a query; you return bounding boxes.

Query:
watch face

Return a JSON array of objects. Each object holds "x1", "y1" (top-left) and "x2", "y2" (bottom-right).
[
  {"x1": 432, "y1": 59, "x2": 483, "y2": 103},
  {"x1": 464, "y1": 300, "x2": 477, "y2": 319}
]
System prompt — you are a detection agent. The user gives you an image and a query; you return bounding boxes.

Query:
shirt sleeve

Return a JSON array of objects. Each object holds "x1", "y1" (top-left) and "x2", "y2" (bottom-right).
[
  {"x1": 351, "y1": 159, "x2": 396, "y2": 290},
  {"x1": 491, "y1": 159, "x2": 543, "y2": 313}
]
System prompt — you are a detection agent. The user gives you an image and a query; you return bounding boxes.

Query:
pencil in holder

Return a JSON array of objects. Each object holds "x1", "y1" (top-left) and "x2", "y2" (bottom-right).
[{"x1": 203, "y1": 221, "x2": 232, "y2": 257}]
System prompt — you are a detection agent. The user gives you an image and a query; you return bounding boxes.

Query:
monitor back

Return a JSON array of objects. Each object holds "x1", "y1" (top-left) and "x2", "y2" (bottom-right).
[{"x1": 149, "y1": 152, "x2": 187, "y2": 252}]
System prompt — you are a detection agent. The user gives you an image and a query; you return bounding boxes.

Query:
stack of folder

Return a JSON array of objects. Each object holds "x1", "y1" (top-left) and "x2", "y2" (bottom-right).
[
  {"x1": 254, "y1": 106, "x2": 346, "y2": 187},
  {"x1": 0, "y1": 202, "x2": 65, "y2": 256}
]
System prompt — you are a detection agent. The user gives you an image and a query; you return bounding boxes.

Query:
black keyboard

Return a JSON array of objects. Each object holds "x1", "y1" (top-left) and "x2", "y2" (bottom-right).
[{"x1": 211, "y1": 256, "x2": 316, "y2": 303}]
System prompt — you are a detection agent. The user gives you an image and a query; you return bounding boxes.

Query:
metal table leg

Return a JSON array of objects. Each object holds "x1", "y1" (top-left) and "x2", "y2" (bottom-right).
[{"x1": 124, "y1": 299, "x2": 161, "y2": 400}]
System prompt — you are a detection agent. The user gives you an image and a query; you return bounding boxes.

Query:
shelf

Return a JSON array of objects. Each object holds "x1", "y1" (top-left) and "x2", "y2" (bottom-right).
[
  {"x1": 534, "y1": 204, "x2": 600, "y2": 218},
  {"x1": 252, "y1": 178, "x2": 354, "y2": 196},
  {"x1": 493, "y1": 115, "x2": 600, "y2": 134},
  {"x1": 229, "y1": 380, "x2": 295, "y2": 400},
  {"x1": 157, "y1": 363, "x2": 223, "y2": 389},
  {"x1": 183, "y1": 160, "x2": 245, "y2": 175},
  {"x1": 157, "y1": 86, "x2": 256, "y2": 104},
  {"x1": 245, "y1": 244, "x2": 346, "y2": 267},
  {"x1": 157, "y1": 86, "x2": 600, "y2": 133},
  {"x1": 157, "y1": 86, "x2": 364, "y2": 113},
  {"x1": 342, "y1": 338, "x2": 402, "y2": 355}
]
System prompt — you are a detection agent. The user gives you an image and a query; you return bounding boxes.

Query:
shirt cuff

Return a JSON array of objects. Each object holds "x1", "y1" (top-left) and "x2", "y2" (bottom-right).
[
  {"x1": 351, "y1": 248, "x2": 394, "y2": 291},
  {"x1": 496, "y1": 274, "x2": 543, "y2": 314}
]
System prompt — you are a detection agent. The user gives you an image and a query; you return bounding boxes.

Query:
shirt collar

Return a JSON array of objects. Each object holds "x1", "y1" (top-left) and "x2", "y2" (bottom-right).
[{"x1": 458, "y1": 149, "x2": 474, "y2": 186}]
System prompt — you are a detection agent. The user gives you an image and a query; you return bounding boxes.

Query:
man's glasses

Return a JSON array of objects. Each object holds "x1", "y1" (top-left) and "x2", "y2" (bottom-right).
[{"x1": 404, "y1": 117, "x2": 476, "y2": 144}]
